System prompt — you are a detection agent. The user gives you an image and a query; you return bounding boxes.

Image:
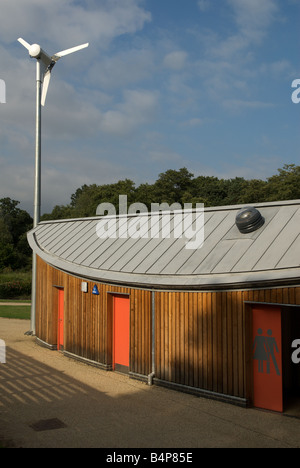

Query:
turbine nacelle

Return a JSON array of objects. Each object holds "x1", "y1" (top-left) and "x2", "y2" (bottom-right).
[
  {"x1": 28, "y1": 44, "x2": 52, "y2": 67},
  {"x1": 18, "y1": 37, "x2": 89, "y2": 106},
  {"x1": 29, "y1": 44, "x2": 41, "y2": 58}
]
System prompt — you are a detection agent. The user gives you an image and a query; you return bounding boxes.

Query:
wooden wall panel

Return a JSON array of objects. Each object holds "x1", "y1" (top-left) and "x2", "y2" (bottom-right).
[
  {"x1": 36, "y1": 257, "x2": 300, "y2": 400},
  {"x1": 35, "y1": 257, "x2": 152, "y2": 374},
  {"x1": 154, "y1": 287, "x2": 300, "y2": 400}
]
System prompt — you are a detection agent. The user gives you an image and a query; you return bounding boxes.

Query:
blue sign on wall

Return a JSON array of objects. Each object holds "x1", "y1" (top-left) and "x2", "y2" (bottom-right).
[{"x1": 92, "y1": 285, "x2": 99, "y2": 295}]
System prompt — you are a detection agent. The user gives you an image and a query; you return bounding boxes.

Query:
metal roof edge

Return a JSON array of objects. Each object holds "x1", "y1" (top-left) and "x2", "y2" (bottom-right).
[
  {"x1": 33, "y1": 199, "x2": 300, "y2": 226},
  {"x1": 27, "y1": 230, "x2": 300, "y2": 291}
]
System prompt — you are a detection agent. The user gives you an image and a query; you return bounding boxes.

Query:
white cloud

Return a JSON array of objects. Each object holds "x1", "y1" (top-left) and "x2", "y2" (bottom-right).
[
  {"x1": 197, "y1": 0, "x2": 211, "y2": 12},
  {"x1": 202, "y1": 0, "x2": 278, "y2": 60},
  {"x1": 182, "y1": 118, "x2": 205, "y2": 127},
  {"x1": 222, "y1": 99, "x2": 274, "y2": 111},
  {"x1": 100, "y1": 89, "x2": 160, "y2": 136},
  {"x1": 259, "y1": 59, "x2": 294, "y2": 77},
  {"x1": 0, "y1": 0, "x2": 153, "y2": 141},
  {"x1": 148, "y1": 150, "x2": 183, "y2": 163},
  {"x1": 0, "y1": 0, "x2": 155, "y2": 214},
  {"x1": 89, "y1": 48, "x2": 156, "y2": 90},
  {"x1": 0, "y1": 0, "x2": 151, "y2": 47},
  {"x1": 191, "y1": 0, "x2": 281, "y2": 108},
  {"x1": 227, "y1": 0, "x2": 278, "y2": 44},
  {"x1": 0, "y1": 0, "x2": 297, "y2": 217},
  {"x1": 163, "y1": 51, "x2": 188, "y2": 71}
]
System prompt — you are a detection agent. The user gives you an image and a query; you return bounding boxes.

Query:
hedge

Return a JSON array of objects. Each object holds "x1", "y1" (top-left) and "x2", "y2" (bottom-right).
[{"x1": 0, "y1": 279, "x2": 32, "y2": 299}]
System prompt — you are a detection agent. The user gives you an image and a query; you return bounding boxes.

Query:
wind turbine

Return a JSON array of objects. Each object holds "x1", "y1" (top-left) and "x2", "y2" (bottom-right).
[
  {"x1": 18, "y1": 38, "x2": 89, "y2": 335},
  {"x1": 18, "y1": 38, "x2": 89, "y2": 107}
]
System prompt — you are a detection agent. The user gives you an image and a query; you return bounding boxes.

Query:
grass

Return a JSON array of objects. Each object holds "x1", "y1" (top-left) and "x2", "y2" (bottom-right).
[
  {"x1": 0, "y1": 271, "x2": 32, "y2": 318},
  {"x1": 0, "y1": 304, "x2": 31, "y2": 320}
]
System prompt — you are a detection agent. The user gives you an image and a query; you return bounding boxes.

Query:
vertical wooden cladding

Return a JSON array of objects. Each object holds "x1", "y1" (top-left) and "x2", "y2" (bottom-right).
[
  {"x1": 36, "y1": 257, "x2": 300, "y2": 400},
  {"x1": 155, "y1": 287, "x2": 300, "y2": 400},
  {"x1": 35, "y1": 256, "x2": 64, "y2": 345},
  {"x1": 35, "y1": 257, "x2": 152, "y2": 375},
  {"x1": 155, "y1": 291, "x2": 227, "y2": 393},
  {"x1": 130, "y1": 288, "x2": 152, "y2": 376}
]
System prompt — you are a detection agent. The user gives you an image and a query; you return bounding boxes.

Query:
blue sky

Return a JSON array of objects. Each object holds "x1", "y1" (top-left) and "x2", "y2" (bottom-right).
[{"x1": 0, "y1": 0, "x2": 299, "y2": 215}]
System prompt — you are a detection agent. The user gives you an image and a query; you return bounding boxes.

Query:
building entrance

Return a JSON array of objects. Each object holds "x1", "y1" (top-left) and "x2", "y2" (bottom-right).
[
  {"x1": 252, "y1": 305, "x2": 300, "y2": 414},
  {"x1": 282, "y1": 306, "x2": 300, "y2": 415}
]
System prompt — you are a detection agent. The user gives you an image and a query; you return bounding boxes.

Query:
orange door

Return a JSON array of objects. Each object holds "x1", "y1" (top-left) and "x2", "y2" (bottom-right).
[
  {"x1": 58, "y1": 289, "x2": 64, "y2": 351},
  {"x1": 113, "y1": 296, "x2": 130, "y2": 373},
  {"x1": 252, "y1": 306, "x2": 282, "y2": 412}
]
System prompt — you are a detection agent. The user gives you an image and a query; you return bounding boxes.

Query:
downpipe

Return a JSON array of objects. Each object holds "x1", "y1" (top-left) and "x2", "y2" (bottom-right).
[
  {"x1": 148, "y1": 372, "x2": 155, "y2": 386},
  {"x1": 147, "y1": 291, "x2": 155, "y2": 386}
]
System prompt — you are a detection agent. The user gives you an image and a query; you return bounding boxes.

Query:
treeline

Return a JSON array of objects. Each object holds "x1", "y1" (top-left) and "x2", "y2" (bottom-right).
[
  {"x1": 1, "y1": 163, "x2": 299, "y2": 273},
  {"x1": 0, "y1": 198, "x2": 33, "y2": 272},
  {"x1": 41, "y1": 164, "x2": 300, "y2": 221}
]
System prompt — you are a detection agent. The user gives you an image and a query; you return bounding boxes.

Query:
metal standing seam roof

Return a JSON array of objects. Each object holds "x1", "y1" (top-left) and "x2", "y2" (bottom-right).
[{"x1": 27, "y1": 200, "x2": 300, "y2": 290}]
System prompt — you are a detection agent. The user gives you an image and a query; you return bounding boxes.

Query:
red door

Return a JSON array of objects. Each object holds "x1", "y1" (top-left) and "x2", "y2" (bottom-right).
[
  {"x1": 58, "y1": 289, "x2": 64, "y2": 351},
  {"x1": 113, "y1": 296, "x2": 130, "y2": 373},
  {"x1": 252, "y1": 306, "x2": 282, "y2": 412}
]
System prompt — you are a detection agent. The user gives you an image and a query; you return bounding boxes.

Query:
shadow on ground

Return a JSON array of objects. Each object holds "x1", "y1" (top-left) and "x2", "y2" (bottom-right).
[{"x1": 1, "y1": 338, "x2": 300, "y2": 448}]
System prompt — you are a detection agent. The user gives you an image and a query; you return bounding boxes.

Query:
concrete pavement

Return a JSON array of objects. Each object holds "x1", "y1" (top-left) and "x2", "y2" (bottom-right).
[{"x1": 0, "y1": 318, "x2": 300, "y2": 449}]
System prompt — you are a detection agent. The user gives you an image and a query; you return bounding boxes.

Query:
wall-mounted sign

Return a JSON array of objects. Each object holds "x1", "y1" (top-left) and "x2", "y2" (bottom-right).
[
  {"x1": 81, "y1": 282, "x2": 88, "y2": 293},
  {"x1": 92, "y1": 285, "x2": 99, "y2": 295}
]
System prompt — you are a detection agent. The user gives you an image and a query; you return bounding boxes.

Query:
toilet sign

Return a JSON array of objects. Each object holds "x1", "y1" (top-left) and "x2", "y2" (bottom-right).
[
  {"x1": 252, "y1": 306, "x2": 282, "y2": 412},
  {"x1": 0, "y1": 339, "x2": 6, "y2": 363},
  {"x1": 92, "y1": 285, "x2": 99, "y2": 295}
]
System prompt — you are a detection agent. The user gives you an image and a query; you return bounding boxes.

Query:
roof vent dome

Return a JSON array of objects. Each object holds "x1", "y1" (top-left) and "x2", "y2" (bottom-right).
[{"x1": 235, "y1": 206, "x2": 265, "y2": 234}]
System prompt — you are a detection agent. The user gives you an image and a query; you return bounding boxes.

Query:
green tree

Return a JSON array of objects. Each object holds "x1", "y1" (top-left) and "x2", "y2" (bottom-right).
[
  {"x1": 190, "y1": 176, "x2": 228, "y2": 206},
  {"x1": 237, "y1": 179, "x2": 268, "y2": 204},
  {"x1": 41, "y1": 204, "x2": 75, "y2": 221},
  {"x1": 0, "y1": 218, "x2": 15, "y2": 270},
  {"x1": 0, "y1": 198, "x2": 33, "y2": 271},
  {"x1": 40, "y1": 163, "x2": 300, "y2": 221},
  {"x1": 152, "y1": 168, "x2": 194, "y2": 205},
  {"x1": 70, "y1": 179, "x2": 136, "y2": 218},
  {"x1": 265, "y1": 164, "x2": 300, "y2": 201},
  {"x1": 135, "y1": 182, "x2": 158, "y2": 209}
]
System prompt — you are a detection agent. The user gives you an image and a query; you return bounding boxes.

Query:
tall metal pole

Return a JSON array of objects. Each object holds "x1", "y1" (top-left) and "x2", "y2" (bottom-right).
[
  {"x1": 34, "y1": 60, "x2": 42, "y2": 227},
  {"x1": 29, "y1": 59, "x2": 42, "y2": 336}
]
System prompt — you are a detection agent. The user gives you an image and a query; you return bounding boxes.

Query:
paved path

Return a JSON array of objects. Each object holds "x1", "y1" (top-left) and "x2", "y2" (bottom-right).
[{"x1": 0, "y1": 318, "x2": 300, "y2": 449}]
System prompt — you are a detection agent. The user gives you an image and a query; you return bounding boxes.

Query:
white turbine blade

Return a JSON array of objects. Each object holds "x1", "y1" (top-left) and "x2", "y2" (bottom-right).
[
  {"x1": 41, "y1": 70, "x2": 51, "y2": 107},
  {"x1": 52, "y1": 42, "x2": 89, "y2": 60},
  {"x1": 18, "y1": 37, "x2": 31, "y2": 50}
]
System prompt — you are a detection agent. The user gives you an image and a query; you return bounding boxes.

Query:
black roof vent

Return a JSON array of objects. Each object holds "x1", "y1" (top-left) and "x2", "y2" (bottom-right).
[{"x1": 235, "y1": 206, "x2": 265, "y2": 234}]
